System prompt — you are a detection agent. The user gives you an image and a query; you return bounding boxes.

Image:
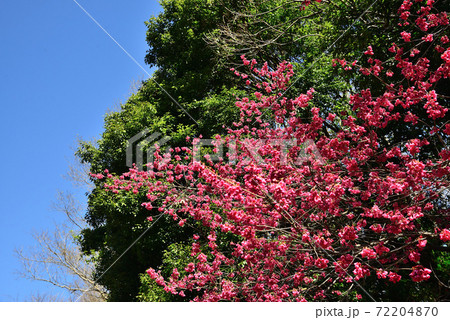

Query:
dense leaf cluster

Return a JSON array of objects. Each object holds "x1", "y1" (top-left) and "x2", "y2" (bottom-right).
[{"x1": 78, "y1": 0, "x2": 449, "y2": 301}]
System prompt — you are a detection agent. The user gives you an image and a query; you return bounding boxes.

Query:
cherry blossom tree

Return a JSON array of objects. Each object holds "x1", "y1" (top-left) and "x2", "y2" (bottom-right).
[{"x1": 93, "y1": 0, "x2": 449, "y2": 301}]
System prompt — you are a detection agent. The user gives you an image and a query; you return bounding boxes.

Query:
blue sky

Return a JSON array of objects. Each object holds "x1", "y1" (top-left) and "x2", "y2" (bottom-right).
[{"x1": 0, "y1": 0, "x2": 161, "y2": 301}]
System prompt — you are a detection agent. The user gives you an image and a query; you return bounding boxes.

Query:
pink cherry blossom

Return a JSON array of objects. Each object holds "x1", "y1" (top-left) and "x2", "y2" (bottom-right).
[{"x1": 93, "y1": 0, "x2": 450, "y2": 301}]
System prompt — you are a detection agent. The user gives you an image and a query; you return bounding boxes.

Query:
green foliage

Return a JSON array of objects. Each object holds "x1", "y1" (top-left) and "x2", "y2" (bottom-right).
[
  {"x1": 76, "y1": 0, "x2": 243, "y2": 301},
  {"x1": 77, "y1": 0, "x2": 450, "y2": 301},
  {"x1": 137, "y1": 274, "x2": 172, "y2": 302},
  {"x1": 137, "y1": 243, "x2": 193, "y2": 302},
  {"x1": 145, "y1": 0, "x2": 240, "y2": 102}
]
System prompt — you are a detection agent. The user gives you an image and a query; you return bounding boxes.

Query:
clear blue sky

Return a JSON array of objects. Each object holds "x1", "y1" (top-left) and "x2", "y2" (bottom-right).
[{"x1": 0, "y1": 0, "x2": 161, "y2": 301}]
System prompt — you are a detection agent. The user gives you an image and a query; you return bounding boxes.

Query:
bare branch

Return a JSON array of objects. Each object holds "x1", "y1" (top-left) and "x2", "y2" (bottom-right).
[
  {"x1": 15, "y1": 225, "x2": 108, "y2": 301},
  {"x1": 16, "y1": 154, "x2": 108, "y2": 301}
]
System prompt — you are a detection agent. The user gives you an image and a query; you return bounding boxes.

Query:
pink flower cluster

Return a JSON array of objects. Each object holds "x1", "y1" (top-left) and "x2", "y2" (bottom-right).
[{"x1": 93, "y1": 0, "x2": 450, "y2": 301}]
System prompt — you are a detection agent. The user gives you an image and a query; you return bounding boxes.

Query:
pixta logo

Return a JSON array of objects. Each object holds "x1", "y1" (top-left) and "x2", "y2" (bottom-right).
[
  {"x1": 126, "y1": 130, "x2": 171, "y2": 170},
  {"x1": 193, "y1": 138, "x2": 324, "y2": 166},
  {"x1": 126, "y1": 129, "x2": 324, "y2": 170}
]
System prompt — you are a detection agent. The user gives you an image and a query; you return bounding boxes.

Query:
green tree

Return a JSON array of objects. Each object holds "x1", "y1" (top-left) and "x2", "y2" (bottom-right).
[
  {"x1": 79, "y1": 0, "x2": 449, "y2": 301},
  {"x1": 77, "y1": 0, "x2": 244, "y2": 301},
  {"x1": 77, "y1": 82, "x2": 243, "y2": 300}
]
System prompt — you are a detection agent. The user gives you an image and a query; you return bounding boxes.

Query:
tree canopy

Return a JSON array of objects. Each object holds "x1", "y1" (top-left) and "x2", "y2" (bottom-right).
[{"x1": 77, "y1": 0, "x2": 449, "y2": 301}]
